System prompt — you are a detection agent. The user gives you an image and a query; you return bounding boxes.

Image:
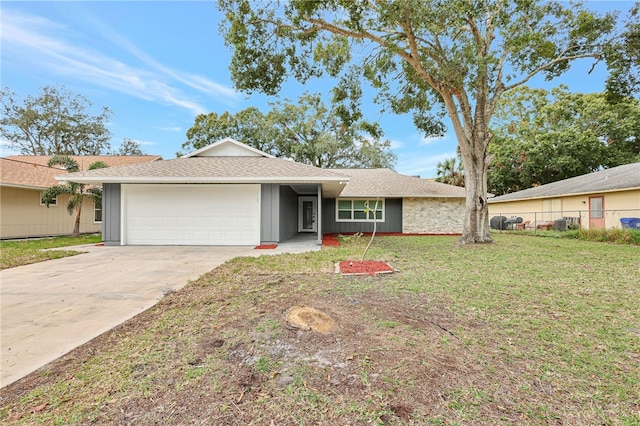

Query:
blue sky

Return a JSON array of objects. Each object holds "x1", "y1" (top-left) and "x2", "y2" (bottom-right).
[{"x1": 0, "y1": 1, "x2": 633, "y2": 177}]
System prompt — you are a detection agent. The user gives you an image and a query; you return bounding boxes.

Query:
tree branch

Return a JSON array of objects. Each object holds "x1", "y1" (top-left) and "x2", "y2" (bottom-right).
[{"x1": 503, "y1": 52, "x2": 599, "y2": 91}]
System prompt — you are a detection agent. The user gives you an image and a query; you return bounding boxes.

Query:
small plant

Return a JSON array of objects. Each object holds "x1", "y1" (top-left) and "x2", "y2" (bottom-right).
[
  {"x1": 375, "y1": 320, "x2": 399, "y2": 328},
  {"x1": 361, "y1": 198, "x2": 380, "y2": 262},
  {"x1": 254, "y1": 356, "x2": 275, "y2": 374}
]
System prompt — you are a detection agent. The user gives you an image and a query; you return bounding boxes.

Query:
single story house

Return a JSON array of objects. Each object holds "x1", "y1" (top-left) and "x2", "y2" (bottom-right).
[
  {"x1": 1, "y1": 155, "x2": 161, "y2": 239},
  {"x1": 488, "y1": 162, "x2": 640, "y2": 230},
  {"x1": 57, "y1": 138, "x2": 466, "y2": 246}
]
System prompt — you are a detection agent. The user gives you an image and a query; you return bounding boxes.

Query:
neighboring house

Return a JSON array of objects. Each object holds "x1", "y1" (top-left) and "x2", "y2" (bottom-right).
[
  {"x1": 0, "y1": 155, "x2": 161, "y2": 239},
  {"x1": 488, "y1": 162, "x2": 640, "y2": 229},
  {"x1": 57, "y1": 138, "x2": 466, "y2": 246},
  {"x1": 5, "y1": 155, "x2": 162, "y2": 170}
]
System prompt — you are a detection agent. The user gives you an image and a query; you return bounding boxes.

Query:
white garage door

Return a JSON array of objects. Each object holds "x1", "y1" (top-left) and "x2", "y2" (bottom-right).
[{"x1": 123, "y1": 184, "x2": 260, "y2": 245}]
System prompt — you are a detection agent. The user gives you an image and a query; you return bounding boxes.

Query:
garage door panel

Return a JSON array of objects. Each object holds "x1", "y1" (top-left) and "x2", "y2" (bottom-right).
[
  {"x1": 193, "y1": 217, "x2": 208, "y2": 227},
  {"x1": 124, "y1": 184, "x2": 260, "y2": 245}
]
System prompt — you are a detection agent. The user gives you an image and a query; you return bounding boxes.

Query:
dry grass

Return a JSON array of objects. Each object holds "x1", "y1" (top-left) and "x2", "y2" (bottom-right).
[{"x1": 1, "y1": 234, "x2": 638, "y2": 424}]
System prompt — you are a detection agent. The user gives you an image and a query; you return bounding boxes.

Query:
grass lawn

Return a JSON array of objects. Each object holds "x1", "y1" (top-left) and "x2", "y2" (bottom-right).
[
  {"x1": 1, "y1": 234, "x2": 638, "y2": 424},
  {"x1": 0, "y1": 234, "x2": 103, "y2": 270}
]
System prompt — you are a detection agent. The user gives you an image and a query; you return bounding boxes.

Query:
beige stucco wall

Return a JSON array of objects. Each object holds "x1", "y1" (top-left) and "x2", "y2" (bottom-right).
[
  {"x1": 402, "y1": 197, "x2": 465, "y2": 234},
  {"x1": 0, "y1": 186, "x2": 102, "y2": 239},
  {"x1": 488, "y1": 189, "x2": 640, "y2": 229}
]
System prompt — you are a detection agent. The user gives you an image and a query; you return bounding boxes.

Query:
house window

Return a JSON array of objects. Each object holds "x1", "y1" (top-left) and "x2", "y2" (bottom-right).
[
  {"x1": 589, "y1": 197, "x2": 603, "y2": 219},
  {"x1": 94, "y1": 200, "x2": 102, "y2": 223},
  {"x1": 336, "y1": 199, "x2": 384, "y2": 222},
  {"x1": 542, "y1": 198, "x2": 562, "y2": 221},
  {"x1": 40, "y1": 192, "x2": 57, "y2": 206}
]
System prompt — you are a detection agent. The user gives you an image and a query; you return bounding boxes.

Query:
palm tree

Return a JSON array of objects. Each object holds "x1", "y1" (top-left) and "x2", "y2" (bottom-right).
[
  {"x1": 41, "y1": 155, "x2": 107, "y2": 237},
  {"x1": 435, "y1": 157, "x2": 465, "y2": 187}
]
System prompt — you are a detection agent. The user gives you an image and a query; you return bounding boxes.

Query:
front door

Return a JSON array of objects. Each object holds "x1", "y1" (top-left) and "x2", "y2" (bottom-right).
[
  {"x1": 298, "y1": 197, "x2": 317, "y2": 232},
  {"x1": 589, "y1": 196, "x2": 605, "y2": 229}
]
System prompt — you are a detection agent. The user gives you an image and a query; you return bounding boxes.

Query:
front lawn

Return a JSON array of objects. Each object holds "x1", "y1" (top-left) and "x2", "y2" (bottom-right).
[
  {"x1": 0, "y1": 234, "x2": 102, "y2": 269},
  {"x1": 1, "y1": 234, "x2": 638, "y2": 424}
]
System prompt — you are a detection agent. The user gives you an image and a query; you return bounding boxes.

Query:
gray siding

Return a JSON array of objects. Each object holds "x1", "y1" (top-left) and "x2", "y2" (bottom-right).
[
  {"x1": 279, "y1": 185, "x2": 298, "y2": 241},
  {"x1": 261, "y1": 184, "x2": 279, "y2": 243},
  {"x1": 322, "y1": 198, "x2": 402, "y2": 234},
  {"x1": 103, "y1": 183, "x2": 121, "y2": 245},
  {"x1": 316, "y1": 186, "x2": 322, "y2": 244}
]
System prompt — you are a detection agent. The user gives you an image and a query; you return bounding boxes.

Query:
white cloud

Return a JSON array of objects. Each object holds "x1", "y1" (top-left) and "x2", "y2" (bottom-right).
[
  {"x1": 391, "y1": 129, "x2": 459, "y2": 177},
  {"x1": 158, "y1": 126, "x2": 183, "y2": 132},
  {"x1": 420, "y1": 134, "x2": 455, "y2": 146},
  {"x1": 388, "y1": 138, "x2": 404, "y2": 150},
  {"x1": 0, "y1": 139, "x2": 21, "y2": 157},
  {"x1": 396, "y1": 151, "x2": 456, "y2": 178},
  {"x1": 121, "y1": 138, "x2": 155, "y2": 147},
  {"x1": 421, "y1": 136, "x2": 442, "y2": 145},
  {"x1": 0, "y1": 9, "x2": 238, "y2": 116},
  {"x1": 87, "y1": 17, "x2": 239, "y2": 102}
]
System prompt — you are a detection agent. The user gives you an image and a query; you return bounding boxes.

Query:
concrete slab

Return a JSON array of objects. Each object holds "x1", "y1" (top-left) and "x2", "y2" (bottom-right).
[
  {"x1": 248, "y1": 233, "x2": 322, "y2": 256},
  {"x1": 0, "y1": 244, "x2": 256, "y2": 388}
]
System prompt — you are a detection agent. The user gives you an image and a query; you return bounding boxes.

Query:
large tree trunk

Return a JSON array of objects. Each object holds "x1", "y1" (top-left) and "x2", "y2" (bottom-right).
[
  {"x1": 442, "y1": 93, "x2": 493, "y2": 244},
  {"x1": 72, "y1": 205, "x2": 82, "y2": 237},
  {"x1": 460, "y1": 153, "x2": 492, "y2": 244}
]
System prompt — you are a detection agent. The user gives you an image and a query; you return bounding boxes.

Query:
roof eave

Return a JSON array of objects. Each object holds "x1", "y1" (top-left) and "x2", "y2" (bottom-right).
[
  {"x1": 0, "y1": 182, "x2": 48, "y2": 190},
  {"x1": 339, "y1": 193, "x2": 465, "y2": 198},
  {"x1": 55, "y1": 175, "x2": 350, "y2": 185},
  {"x1": 488, "y1": 185, "x2": 640, "y2": 203}
]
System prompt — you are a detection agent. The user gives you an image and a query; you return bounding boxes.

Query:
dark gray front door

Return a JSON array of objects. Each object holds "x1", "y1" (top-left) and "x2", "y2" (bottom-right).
[{"x1": 298, "y1": 197, "x2": 317, "y2": 232}]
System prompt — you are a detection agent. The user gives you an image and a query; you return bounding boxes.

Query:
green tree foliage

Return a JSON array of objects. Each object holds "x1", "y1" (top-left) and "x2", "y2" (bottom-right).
[
  {"x1": 115, "y1": 138, "x2": 145, "y2": 156},
  {"x1": 217, "y1": 0, "x2": 618, "y2": 243},
  {"x1": 41, "y1": 156, "x2": 107, "y2": 237},
  {"x1": 181, "y1": 107, "x2": 280, "y2": 156},
  {"x1": 605, "y1": 3, "x2": 640, "y2": 102},
  {"x1": 435, "y1": 156, "x2": 465, "y2": 187},
  {"x1": 0, "y1": 85, "x2": 112, "y2": 155},
  {"x1": 182, "y1": 93, "x2": 396, "y2": 168},
  {"x1": 267, "y1": 93, "x2": 395, "y2": 168},
  {"x1": 488, "y1": 86, "x2": 640, "y2": 195}
]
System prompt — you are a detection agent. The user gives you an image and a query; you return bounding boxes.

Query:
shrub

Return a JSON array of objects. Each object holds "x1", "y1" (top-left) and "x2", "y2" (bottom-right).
[
  {"x1": 522, "y1": 228, "x2": 640, "y2": 245},
  {"x1": 573, "y1": 228, "x2": 640, "y2": 245}
]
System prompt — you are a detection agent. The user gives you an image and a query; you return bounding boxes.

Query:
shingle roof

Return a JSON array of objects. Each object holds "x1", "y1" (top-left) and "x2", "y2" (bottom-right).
[
  {"x1": 2, "y1": 155, "x2": 161, "y2": 190},
  {"x1": 0, "y1": 158, "x2": 67, "y2": 189},
  {"x1": 5, "y1": 155, "x2": 162, "y2": 171},
  {"x1": 58, "y1": 156, "x2": 349, "y2": 183},
  {"x1": 489, "y1": 162, "x2": 640, "y2": 203},
  {"x1": 59, "y1": 161, "x2": 467, "y2": 198},
  {"x1": 331, "y1": 168, "x2": 466, "y2": 198}
]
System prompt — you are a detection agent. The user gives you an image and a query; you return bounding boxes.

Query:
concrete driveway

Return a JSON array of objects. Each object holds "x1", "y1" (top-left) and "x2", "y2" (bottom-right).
[{"x1": 0, "y1": 244, "x2": 258, "y2": 388}]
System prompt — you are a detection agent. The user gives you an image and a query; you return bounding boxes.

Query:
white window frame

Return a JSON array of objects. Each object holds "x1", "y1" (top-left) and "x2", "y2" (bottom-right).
[
  {"x1": 40, "y1": 192, "x2": 57, "y2": 207},
  {"x1": 336, "y1": 198, "x2": 385, "y2": 222},
  {"x1": 94, "y1": 199, "x2": 102, "y2": 223}
]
